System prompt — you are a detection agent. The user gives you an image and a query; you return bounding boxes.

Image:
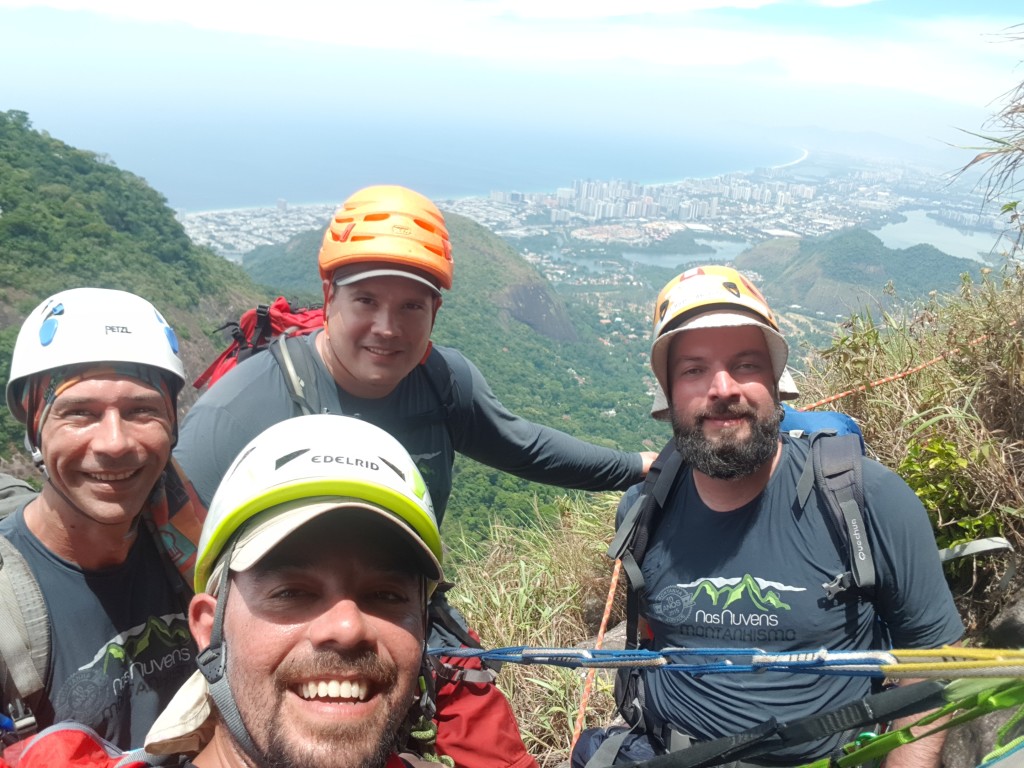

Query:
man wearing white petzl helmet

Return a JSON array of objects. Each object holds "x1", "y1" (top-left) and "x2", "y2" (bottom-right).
[
  {"x1": 1, "y1": 288, "x2": 204, "y2": 752},
  {"x1": 143, "y1": 414, "x2": 445, "y2": 768}
]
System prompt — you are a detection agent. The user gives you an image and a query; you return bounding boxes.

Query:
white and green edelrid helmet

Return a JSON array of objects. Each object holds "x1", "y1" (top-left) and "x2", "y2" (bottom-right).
[
  {"x1": 5, "y1": 287, "x2": 185, "y2": 423},
  {"x1": 195, "y1": 413, "x2": 443, "y2": 594},
  {"x1": 185, "y1": 415, "x2": 442, "y2": 766}
]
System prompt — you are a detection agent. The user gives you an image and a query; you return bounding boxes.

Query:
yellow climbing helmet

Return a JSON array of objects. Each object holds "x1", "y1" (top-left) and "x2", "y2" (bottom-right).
[
  {"x1": 318, "y1": 184, "x2": 453, "y2": 292},
  {"x1": 650, "y1": 265, "x2": 788, "y2": 395},
  {"x1": 194, "y1": 414, "x2": 443, "y2": 595}
]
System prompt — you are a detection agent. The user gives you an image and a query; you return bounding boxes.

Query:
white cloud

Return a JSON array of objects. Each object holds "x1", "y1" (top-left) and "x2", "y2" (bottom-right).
[{"x1": 2, "y1": 0, "x2": 1020, "y2": 109}]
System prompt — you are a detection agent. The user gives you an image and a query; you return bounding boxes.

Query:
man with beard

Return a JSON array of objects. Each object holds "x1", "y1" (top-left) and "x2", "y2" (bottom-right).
[
  {"x1": 124, "y1": 413, "x2": 448, "y2": 768},
  {"x1": 574, "y1": 266, "x2": 962, "y2": 768}
]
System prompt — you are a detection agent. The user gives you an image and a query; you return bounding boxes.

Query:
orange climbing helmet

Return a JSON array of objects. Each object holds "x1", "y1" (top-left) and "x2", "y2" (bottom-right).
[
  {"x1": 318, "y1": 185, "x2": 454, "y2": 292},
  {"x1": 650, "y1": 265, "x2": 788, "y2": 395}
]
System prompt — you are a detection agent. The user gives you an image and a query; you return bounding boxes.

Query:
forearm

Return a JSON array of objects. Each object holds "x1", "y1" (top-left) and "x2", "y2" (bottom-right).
[{"x1": 881, "y1": 679, "x2": 950, "y2": 768}]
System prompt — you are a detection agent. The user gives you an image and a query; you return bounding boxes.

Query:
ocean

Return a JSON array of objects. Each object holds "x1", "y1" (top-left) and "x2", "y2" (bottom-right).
[{"x1": 161, "y1": 132, "x2": 805, "y2": 213}]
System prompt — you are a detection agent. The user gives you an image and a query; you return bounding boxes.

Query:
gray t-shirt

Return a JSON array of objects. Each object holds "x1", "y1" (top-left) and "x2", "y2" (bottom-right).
[
  {"x1": 176, "y1": 333, "x2": 644, "y2": 520},
  {"x1": 633, "y1": 436, "x2": 963, "y2": 763},
  {"x1": 0, "y1": 509, "x2": 196, "y2": 749}
]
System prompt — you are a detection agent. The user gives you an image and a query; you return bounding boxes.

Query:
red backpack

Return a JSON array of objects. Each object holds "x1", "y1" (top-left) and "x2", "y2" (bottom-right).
[{"x1": 192, "y1": 297, "x2": 324, "y2": 390}]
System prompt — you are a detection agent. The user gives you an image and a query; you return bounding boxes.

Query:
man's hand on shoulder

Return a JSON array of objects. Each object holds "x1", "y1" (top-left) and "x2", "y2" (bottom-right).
[{"x1": 640, "y1": 451, "x2": 659, "y2": 476}]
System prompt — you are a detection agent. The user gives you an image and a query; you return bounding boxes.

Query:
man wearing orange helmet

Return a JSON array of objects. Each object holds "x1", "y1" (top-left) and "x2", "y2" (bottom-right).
[
  {"x1": 176, "y1": 183, "x2": 654, "y2": 519},
  {"x1": 574, "y1": 266, "x2": 962, "y2": 768},
  {"x1": 175, "y1": 184, "x2": 656, "y2": 768}
]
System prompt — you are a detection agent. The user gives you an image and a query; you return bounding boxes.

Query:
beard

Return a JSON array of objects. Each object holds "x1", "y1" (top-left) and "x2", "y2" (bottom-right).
[
  {"x1": 671, "y1": 400, "x2": 783, "y2": 479},
  {"x1": 233, "y1": 649, "x2": 412, "y2": 768}
]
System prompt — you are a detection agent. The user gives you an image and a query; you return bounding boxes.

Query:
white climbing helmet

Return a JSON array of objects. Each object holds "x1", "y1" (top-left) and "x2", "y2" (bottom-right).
[
  {"x1": 195, "y1": 413, "x2": 443, "y2": 594},
  {"x1": 6, "y1": 287, "x2": 184, "y2": 422}
]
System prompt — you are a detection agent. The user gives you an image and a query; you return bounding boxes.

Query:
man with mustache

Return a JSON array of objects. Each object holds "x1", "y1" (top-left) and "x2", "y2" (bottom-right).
[
  {"x1": 576, "y1": 266, "x2": 962, "y2": 768},
  {"x1": 134, "y1": 414, "x2": 446, "y2": 768},
  {"x1": 175, "y1": 184, "x2": 655, "y2": 768}
]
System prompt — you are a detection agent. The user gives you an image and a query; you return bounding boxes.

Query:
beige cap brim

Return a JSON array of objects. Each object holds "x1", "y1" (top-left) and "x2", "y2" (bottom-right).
[
  {"x1": 778, "y1": 368, "x2": 800, "y2": 401},
  {"x1": 224, "y1": 499, "x2": 441, "y2": 584},
  {"x1": 144, "y1": 669, "x2": 214, "y2": 755},
  {"x1": 650, "y1": 310, "x2": 788, "y2": 397},
  {"x1": 651, "y1": 386, "x2": 671, "y2": 422}
]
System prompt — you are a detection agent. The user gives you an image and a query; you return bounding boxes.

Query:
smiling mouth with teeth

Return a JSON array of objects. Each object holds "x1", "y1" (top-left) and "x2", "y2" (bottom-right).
[
  {"x1": 87, "y1": 469, "x2": 139, "y2": 482},
  {"x1": 298, "y1": 679, "x2": 370, "y2": 702}
]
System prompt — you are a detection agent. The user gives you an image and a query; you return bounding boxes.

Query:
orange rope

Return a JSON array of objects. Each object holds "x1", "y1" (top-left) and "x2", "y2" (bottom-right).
[
  {"x1": 571, "y1": 558, "x2": 622, "y2": 752},
  {"x1": 799, "y1": 326, "x2": 1002, "y2": 412},
  {"x1": 798, "y1": 353, "x2": 947, "y2": 411}
]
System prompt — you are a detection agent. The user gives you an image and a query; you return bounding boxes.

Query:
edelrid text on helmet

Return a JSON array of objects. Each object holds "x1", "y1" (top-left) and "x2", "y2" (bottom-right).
[
  {"x1": 318, "y1": 184, "x2": 454, "y2": 291},
  {"x1": 195, "y1": 414, "x2": 443, "y2": 594},
  {"x1": 6, "y1": 287, "x2": 185, "y2": 423}
]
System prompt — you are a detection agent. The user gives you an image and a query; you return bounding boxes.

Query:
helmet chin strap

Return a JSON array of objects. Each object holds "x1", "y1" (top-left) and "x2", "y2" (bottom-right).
[{"x1": 197, "y1": 545, "x2": 262, "y2": 765}]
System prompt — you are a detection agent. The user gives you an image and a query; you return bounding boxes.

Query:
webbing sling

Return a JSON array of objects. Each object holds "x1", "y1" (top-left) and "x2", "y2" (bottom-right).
[
  {"x1": 610, "y1": 680, "x2": 948, "y2": 768},
  {"x1": 270, "y1": 335, "x2": 462, "y2": 437}
]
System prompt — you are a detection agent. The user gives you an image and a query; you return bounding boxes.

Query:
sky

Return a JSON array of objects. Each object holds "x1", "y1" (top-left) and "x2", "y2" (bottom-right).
[{"x1": 1, "y1": 0, "x2": 1022, "y2": 210}]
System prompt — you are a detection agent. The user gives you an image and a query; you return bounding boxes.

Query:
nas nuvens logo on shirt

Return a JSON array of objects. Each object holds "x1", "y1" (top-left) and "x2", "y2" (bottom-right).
[{"x1": 651, "y1": 574, "x2": 806, "y2": 643}]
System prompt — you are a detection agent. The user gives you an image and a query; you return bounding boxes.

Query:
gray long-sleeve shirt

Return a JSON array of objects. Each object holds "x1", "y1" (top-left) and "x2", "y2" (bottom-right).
[{"x1": 175, "y1": 332, "x2": 643, "y2": 522}]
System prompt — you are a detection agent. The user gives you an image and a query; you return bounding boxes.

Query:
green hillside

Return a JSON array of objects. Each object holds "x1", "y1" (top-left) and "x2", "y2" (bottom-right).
[
  {"x1": 736, "y1": 228, "x2": 984, "y2": 315},
  {"x1": 0, "y1": 107, "x2": 996, "y2": 547},
  {"x1": 0, "y1": 110, "x2": 664, "y2": 538},
  {"x1": 0, "y1": 110, "x2": 267, "y2": 463},
  {"x1": 244, "y1": 228, "x2": 323, "y2": 302}
]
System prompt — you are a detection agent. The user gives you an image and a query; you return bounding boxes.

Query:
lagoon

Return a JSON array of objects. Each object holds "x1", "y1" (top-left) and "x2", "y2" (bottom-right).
[{"x1": 871, "y1": 210, "x2": 1008, "y2": 263}]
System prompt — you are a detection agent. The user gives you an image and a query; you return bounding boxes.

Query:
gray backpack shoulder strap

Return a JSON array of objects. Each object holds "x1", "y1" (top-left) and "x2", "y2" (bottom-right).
[
  {"x1": 607, "y1": 440, "x2": 684, "y2": 651},
  {"x1": 0, "y1": 534, "x2": 49, "y2": 737},
  {"x1": 268, "y1": 334, "x2": 338, "y2": 416},
  {"x1": 796, "y1": 431, "x2": 875, "y2": 600}
]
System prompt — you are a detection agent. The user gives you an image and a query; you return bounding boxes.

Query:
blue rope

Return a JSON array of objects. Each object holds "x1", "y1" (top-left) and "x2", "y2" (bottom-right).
[{"x1": 427, "y1": 645, "x2": 893, "y2": 677}]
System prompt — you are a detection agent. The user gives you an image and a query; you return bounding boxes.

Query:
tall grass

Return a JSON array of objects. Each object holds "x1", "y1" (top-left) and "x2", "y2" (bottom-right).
[
  {"x1": 448, "y1": 492, "x2": 623, "y2": 767},
  {"x1": 804, "y1": 263, "x2": 1024, "y2": 628}
]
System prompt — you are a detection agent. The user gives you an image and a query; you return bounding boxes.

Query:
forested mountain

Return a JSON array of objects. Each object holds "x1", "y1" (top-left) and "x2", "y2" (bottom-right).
[
  {"x1": 0, "y1": 110, "x2": 665, "y2": 538},
  {"x1": 0, "y1": 108, "x2": 989, "y2": 540},
  {"x1": 0, "y1": 110, "x2": 266, "y2": 464},
  {"x1": 736, "y1": 228, "x2": 984, "y2": 315}
]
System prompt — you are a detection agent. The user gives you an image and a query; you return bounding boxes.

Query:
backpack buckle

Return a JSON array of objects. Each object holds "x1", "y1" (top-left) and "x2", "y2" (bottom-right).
[
  {"x1": 3, "y1": 699, "x2": 37, "y2": 741},
  {"x1": 822, "y1": 571, "x2": 854, "y2": 600}
]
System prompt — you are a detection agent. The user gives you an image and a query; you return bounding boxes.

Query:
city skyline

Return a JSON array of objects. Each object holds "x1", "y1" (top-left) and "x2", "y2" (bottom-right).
[{"x1": 1, "y1": 1, "x2": 1021, "y2": 210}]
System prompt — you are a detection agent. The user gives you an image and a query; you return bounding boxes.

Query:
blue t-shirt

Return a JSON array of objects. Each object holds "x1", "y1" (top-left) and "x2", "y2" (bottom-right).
[
  {"x1": 0, "y1": 509, "x2": 197, "y2": 749},
  {"x1": 628, "y1": 436, "x2": 963, "y2": 763}
]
